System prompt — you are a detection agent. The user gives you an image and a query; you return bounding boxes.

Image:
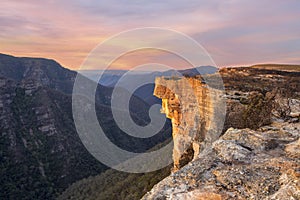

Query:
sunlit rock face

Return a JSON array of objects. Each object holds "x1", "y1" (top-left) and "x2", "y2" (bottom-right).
[
  {"x1": 154, "y1": 67, "x2": 300, "y2": 172},
  {"x1": 154, "y1": 77, "x2": 225, "y2": 171}
]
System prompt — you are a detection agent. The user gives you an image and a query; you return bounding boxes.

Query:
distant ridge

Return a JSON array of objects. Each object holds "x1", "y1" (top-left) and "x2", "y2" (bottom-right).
[{"x1": 250, "y1": 64, "x2": 300, "y2": 72}]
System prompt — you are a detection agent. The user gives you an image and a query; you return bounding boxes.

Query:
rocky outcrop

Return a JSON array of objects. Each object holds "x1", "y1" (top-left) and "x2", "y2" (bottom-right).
[
  {"x1": 153, "y1": 67, "x2": 300, "y2": 172},
  {"x1": 142, "y1": 121, "x2": 300, "y2": 200},
  {"x1": 154, "y1": 77, "x2": 225, "y2": 170},
  {"x1": 145, "y1": 67, "x2": 300, "y2": 199}
]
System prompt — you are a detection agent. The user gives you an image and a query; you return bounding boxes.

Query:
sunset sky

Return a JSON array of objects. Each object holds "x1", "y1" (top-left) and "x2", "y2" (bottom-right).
[{"x1": 1, "y1": 0, "x2": 300, "y2": 70}]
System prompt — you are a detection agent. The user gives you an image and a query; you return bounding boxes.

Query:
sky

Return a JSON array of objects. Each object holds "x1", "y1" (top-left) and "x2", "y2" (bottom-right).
[{"x1": 0, "y1": 0, "x2": 300, "y2": 70}]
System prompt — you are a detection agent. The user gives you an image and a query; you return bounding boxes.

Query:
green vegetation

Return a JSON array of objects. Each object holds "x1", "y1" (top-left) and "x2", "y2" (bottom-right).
[
  {"x1": 0, "y1": 53, "x2": 172, "y2": 199},
  {"x1": 0, "y1": 87, "x2": 107, "y2": 199},
  {"x1": 58, "y1": 166, "x2": 171, "y2": 200}
]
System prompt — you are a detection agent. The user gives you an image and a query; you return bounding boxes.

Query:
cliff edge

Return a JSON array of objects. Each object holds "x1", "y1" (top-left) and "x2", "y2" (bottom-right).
[
  {"x1": 143, "y1": 67, "x2": 300, "y2": 199},
  {"x1": 153, "y1": 76, "x2": 225, "y2": 170}
]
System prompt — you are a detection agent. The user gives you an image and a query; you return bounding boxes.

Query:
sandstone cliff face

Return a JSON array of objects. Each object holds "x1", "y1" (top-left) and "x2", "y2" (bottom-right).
[{"x1": 154, "y1": 77, "x2": 225, "y2": 170}]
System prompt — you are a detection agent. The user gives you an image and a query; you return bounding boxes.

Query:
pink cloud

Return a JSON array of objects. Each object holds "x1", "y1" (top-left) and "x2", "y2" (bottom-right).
[{"x1": 0, "y1": 0, "x2": 299, "y2": 69}]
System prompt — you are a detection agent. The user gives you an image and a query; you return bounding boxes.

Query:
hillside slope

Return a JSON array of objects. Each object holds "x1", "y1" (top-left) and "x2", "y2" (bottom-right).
[{"x1": 0, "y1": 54, "x2": 172, "y2": 199}]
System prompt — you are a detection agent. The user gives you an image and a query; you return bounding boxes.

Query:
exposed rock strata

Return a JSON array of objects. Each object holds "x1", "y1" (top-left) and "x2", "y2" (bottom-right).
[{"x1": 154, "y1": 77, "x2": 225, "y2": 170}]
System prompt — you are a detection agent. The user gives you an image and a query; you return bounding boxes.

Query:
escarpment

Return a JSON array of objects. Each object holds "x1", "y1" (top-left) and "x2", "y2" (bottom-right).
[{"x1": 144, "y1": 66, "x2": 300, "y2": 200}]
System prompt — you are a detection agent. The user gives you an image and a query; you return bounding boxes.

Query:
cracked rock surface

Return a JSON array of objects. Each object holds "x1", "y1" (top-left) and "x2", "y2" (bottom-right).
[{"x1": 142, "y1": 122, "x2": 300, "y2": 200}]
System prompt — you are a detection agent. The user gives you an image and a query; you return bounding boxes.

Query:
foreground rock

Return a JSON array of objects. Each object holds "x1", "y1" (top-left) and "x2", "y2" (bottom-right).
[{"x1": 142, "y1": 121, "x2": 300, "y2": 199}]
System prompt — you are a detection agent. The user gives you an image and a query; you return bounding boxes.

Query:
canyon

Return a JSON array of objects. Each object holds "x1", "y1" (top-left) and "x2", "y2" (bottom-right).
[
  {"x1": 0, "y1": 53, "x2": 171, "y2": 199},
  {"x1": 1, "y1": 53, "x2": 299, "y2": 199}
]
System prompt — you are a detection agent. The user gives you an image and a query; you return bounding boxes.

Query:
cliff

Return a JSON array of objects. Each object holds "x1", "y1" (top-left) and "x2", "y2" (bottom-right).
[
  {"x1": 153, "y1": 77, "x2": 225, "y2": 170},
  {"x1": 144, "y1": 67, "x2": 300, "y2": 199}
]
